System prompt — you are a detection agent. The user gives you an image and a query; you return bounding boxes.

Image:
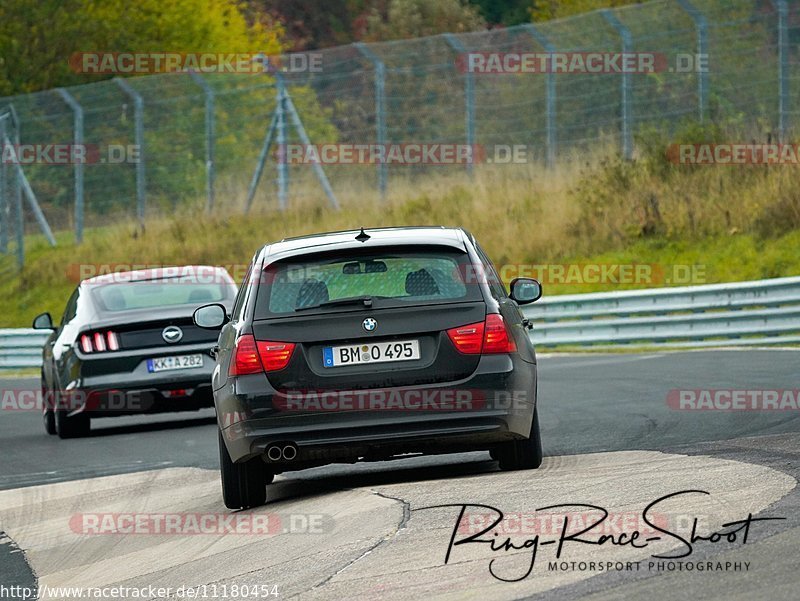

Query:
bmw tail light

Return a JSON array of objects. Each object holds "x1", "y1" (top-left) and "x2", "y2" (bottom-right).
[
  {"x1": 447, "y1": 321, "x2": 485, "y2": 354},
  {"x1": 229, "y1": 336, "x2": 295, "y2": 375},
  {"x1": 482, "y1": 313, "x2": 517, "y2": 353},
  {"x1": 257, "y1": 341, "x2": 296, "y2": 372},
  {"x1": 229, "y1": 334, "x2": 263, "y2": 376},
  {"x1": 447, "y1": 314, "x2": 516, "y2": 355},
  {"x1": 79, "y1": 331, "x2": 120, "y2": 353}
]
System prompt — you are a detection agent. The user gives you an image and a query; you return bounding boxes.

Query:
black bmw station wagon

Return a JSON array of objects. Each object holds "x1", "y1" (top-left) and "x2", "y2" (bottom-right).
[{"x1": 194, "y1": 227, "x2": 543, "y2": 509}]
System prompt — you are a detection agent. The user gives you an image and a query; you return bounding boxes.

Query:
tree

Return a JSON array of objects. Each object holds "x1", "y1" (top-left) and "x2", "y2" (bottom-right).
[
  {"x1": 467, "y1": 0, "x2": 531, "y2": 26},
  {"x1": 363, "y1": 0, "x2": 486, "y2": 41},
  {"x1": 531, "y1": 0, "x2": 642, "y2": 22},
  {"x1": 250, "y1": 0, "x2": 386, "y2": 50},
  {"x1": 0, "y1": 0, "x2": 283, "y2": 96}
]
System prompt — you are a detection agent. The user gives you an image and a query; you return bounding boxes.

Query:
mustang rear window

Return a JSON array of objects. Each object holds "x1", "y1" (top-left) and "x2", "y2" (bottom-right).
[
  {"x1": 92, "y1": 280, "x2": 229, "y2": 312},
  {"x1": 255, "y1": 247, "x2": 483, "y2": 316}
]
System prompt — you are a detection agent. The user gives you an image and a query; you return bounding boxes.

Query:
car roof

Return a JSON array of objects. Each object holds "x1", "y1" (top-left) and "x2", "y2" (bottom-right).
[
  {"x1": 260, "y1": 226, "x2": 471, "y2": 263},
  {"x1": 81, "y1": 265, "x2": 233, "y2": 286}
]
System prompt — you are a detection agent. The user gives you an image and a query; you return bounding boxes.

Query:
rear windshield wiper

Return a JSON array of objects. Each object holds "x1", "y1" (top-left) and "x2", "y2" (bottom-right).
[{"x1": 295, "y1": 295, "x2": 383, "y2": 312}]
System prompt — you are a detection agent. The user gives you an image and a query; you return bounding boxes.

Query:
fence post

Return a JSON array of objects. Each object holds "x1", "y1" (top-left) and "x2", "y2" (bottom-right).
[
  {"x1": 113, "y1": 78, "x2": 146, "y2": 226},
  {"x1": 0, "y1": 113, "x2": 7, "y2": 254},
  {"x1": 601, "y1": 10, "x2": 633, "y2": 160},
  {"x1": 55, "y1": 89, "x2": 85, "y2": 243},
  {"x1": 245, "y1": 109, "x2": 278, "y2": 213},
  {"x1": 771, "y1": 0, "x2": 789, "y2": 139},
  {"x1": 355, "y1": 43, "x2": 388, "y2": 200},
  {"x1": 676, "y1": 0, "x2": 708, "y2": 123},
  {"x1": 188, "y1": 71, "x2": 216, "y2": 212},
  {"x1": 6, "y1": 108, "x2": 24, "y2": 268},
  {"x1": 275, "y1": 79, "x2": 289, "y2": 210},
  {"x1": 524, "y1": 24, "x2": 557, "y2": 168},
  {"x1": 282, "y1": 86, "x2": 341, "y2": 210},
  {"x1": 443, "y1": 34, "x2": 475, "y2": 175}
]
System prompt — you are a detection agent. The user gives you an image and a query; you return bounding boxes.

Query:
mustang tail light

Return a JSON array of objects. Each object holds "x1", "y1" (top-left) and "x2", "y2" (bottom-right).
[
  {"x1": 79, "y1": 331, "x2": 120, "y2": 353},
  {"x1": 447, "y1": 314, "x2": 517, "y2": 355}
]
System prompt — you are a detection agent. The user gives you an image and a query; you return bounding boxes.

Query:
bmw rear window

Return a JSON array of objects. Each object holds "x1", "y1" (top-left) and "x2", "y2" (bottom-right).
[{"x1": 255, "y1": 247, "x2": 483, "y2": 316}]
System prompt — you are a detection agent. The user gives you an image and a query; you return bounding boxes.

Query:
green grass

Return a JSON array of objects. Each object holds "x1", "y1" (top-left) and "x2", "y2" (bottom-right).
[
  {"x1": 2, "y1": 152, "x2": 799, "y2": 327},
  {"x1": 544, "y1": 231, "x2": 800, "y2": 295}
]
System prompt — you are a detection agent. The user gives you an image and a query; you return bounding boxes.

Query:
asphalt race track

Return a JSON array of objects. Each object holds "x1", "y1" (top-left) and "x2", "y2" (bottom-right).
[{"x1": 0, "y1": 350, "x2": 798, "y2": 600}]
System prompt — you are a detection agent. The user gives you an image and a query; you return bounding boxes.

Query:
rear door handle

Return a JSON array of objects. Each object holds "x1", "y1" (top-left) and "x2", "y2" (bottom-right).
[
  {"x1": 210, "y1": 345, "x2": 220, "y2": 358},
  {"x1": 522, "y1": 318, "x2": 533, "y2": 330}
]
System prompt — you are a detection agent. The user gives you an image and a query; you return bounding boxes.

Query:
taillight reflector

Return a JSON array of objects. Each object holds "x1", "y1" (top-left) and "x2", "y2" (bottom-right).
[
  {"x1": 229, "y1": 334, "x2": 263, "y2": 376},
  {"x1": 482, "y1": 313, "x2": 517, "y2": 353},
  {"x1": 93, "y1": 332, "x2": 107, "y2": 352},
  {"x1": 446, "y1": 314, "x2": 516, "y2": 355},
  {"x1": 79, "y1": 331, "x2": 119, "y2": 353},
  {"x1": 446, "y1": 321, "x2": 485, "y2": 354},
  {"x1": 80, "y1": 334, "x2": 93, "y2": 353},
  {"x1": 257, "y1": 341, "x2": 296, "y2": 372},
  {"x1": 106, "y1": 331, "x2": 119, "y2": 351},
  {"x1": 228, "y1": 335, "x2": 296, "y2": 375}
]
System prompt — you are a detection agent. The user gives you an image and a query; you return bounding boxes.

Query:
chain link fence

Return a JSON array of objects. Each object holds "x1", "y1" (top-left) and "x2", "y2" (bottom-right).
[{"x1": 0, "y1": 0, "x2": 798, "y2": 267}]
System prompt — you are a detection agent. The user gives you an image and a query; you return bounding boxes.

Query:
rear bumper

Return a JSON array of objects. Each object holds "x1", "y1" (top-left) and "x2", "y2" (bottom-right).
[
  {"x1": 217, "y1": 354, "x2": 536, "y2": 464},
  {"x1": 64, "y1": 345, "x2": 216, "y2": 417},
  {"x1": 63, "y1": 384, "x2": 214, "y2": 418}
]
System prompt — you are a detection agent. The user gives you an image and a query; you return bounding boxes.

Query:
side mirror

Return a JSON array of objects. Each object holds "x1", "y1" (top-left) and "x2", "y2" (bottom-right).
[
  {"x1": 193, "y1": 303, "x2": 228, "y2": 329},
  {"x1": 32, "y1": 312, "x2": 54, "y2": 330},
  {"x1": 509, "y1": 278, "x2": 542, "y2": 304}
]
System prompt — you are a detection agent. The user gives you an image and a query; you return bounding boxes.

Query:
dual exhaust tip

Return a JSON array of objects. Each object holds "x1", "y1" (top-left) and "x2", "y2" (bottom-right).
[{"x1": 266, "y1": 442, "x2": 298, "y2": 462}]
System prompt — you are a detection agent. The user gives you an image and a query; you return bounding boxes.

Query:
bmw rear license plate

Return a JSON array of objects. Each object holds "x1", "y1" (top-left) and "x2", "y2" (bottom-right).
[
  {"x1": 323, "y1": 340, "x2": 420, "y2": 368},
  {"x1": 147, "y1": 354, "x2": 203, "y2": 373}
]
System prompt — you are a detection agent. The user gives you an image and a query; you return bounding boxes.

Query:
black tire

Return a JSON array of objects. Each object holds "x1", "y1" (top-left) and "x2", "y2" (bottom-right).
[
  {"x1": 55, "y1": 408, "x2": 90, "y2": 439},
  {"x1": 43, "y1": 410, "x2": 57, "y2": 435},
  {"x1": 42, "y1": 380, "x2": 56, "y2": 435},
  {"x1": 218, "y1": 429, "x2": 270, "y2": 509},
  {"x1": 496, "y1": 407, "x2": 543, "y2": 471}
]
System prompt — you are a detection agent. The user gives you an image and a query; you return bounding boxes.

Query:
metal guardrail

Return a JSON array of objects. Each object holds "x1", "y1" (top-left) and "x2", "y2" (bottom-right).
[
  {"x1": 0, "y1": 329, "x2": 49, "y2": 370},
  {"x1": 524, "y1": 276, "x2": 800, "y2": 348},
  {"x1": 0, "y1": 277, "x2": 799, "y2": 370}
]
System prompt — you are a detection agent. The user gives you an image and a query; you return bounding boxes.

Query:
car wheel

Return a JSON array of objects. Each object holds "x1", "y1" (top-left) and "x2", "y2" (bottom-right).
[
  {"x1": 55, "y1": 408, "x2": 90, "y2": 439},
  {"x1": 42, "y1": 380, "x2": 56, "y2": 436},
  {"x1": 218, "y1": 429, "x2": 270, "y2": 509},
  {"x1": 496, "y1": 407, "x2": 543, "y2": 471},
  {"x1": 43, "y1": 410, "x2": 57, "y2": 435}
]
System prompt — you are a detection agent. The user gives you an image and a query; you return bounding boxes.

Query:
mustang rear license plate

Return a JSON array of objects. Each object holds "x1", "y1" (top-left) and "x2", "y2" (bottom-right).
[
  {"x1": 147, "y1": 354, "x2": 203, "y2": 373},
  {"x1": 323, "y1": 340, "x2": 420, "y2": 368}
]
